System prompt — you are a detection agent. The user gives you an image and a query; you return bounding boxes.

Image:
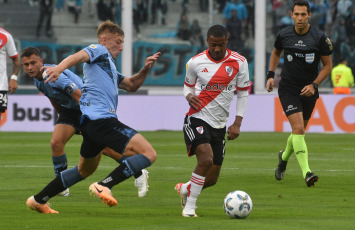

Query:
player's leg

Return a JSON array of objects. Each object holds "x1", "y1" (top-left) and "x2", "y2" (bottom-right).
[
  {"x1": 288, "y1": 112, "x2": 314, "y2": 183},
  {"x1": 51, "y1": 124, "x2": 76, "y2": 177},
  {"x1": 27, "y1": 154, "x2": 101, "y2": 213},
  {"x1": 101, "y1": 146, "x2": 150, "y2": 197},
  {"x1": 203, "y1": 130, "x2": 226, "y2": 188}
]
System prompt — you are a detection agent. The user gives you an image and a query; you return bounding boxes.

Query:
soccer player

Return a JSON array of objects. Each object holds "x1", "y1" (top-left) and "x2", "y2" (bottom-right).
[
  {"x1": 21, "y1": 47, "x2": 150, "y2": 198},
  {"x1": 331, "y1": 58, "x2": 354, "y2": 94},
  {"x1": 175, "y1": 24, "x2": 250, "y2": 217},
  {"x1": 266, "y1": 1, "x2": 333, "y2": 187},
  {"x1": 26, "y1": 20, "x2": 159, "y2": 213},
  {"x1": 0, "y1": 27, "x2": 20, "y2": 120}
]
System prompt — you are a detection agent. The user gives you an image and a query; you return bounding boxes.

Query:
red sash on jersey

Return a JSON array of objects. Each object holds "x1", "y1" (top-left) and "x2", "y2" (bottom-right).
[{"x1": 187, "y1": 59, "x2": 239, "y2": 115}]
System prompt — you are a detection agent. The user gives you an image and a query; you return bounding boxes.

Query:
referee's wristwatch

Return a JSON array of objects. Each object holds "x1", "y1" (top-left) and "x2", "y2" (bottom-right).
[{"x1": 312, "y1": 82, "x2": 318, "y2": 90}]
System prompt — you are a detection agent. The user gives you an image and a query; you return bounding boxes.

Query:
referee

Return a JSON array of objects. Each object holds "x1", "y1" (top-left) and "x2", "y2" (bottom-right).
[{"x1": 266, "y1": 1, "x2": 333, "y2": 187}]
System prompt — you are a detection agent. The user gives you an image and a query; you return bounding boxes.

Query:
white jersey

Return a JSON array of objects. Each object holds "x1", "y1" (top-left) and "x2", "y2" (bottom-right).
[
  {"x1": 185, "y1": 49, "x2": 250, "y2": 128},
  {"x1": 0, "y1": 28, "x2": 18, "y2": 91}
]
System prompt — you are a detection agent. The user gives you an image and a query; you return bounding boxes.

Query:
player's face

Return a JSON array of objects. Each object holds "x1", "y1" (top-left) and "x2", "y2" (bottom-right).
[
  {"x1": 292, "y1": 5, "x2": 311, "y2": 31},
  {"x1": 102, "y1": 33, "x2": 124, "y2": 59},
  {"x1": 207, "y1": 35, "x2": 228, "y2": 61},
  {"x1": 21, "y1": 54, "x2": 43, "y2": 80}
]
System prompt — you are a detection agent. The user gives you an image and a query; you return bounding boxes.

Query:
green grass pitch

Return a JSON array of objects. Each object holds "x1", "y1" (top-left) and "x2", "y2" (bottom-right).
[{"x1": 0, "y1": 131, "x2": 354, "y2": 230}]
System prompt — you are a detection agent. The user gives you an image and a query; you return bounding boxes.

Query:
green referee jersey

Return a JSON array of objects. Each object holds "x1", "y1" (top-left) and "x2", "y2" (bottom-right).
[{"x1": 331, "y1": 64, "x2": 355, "y2": 87}]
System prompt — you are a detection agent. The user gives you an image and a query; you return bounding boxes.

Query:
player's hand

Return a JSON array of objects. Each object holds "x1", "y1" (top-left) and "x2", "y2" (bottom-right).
[
  {"x1": 41, "y1": 66, "x2": 61, "y2": 83},
  {"x1": 186, "y1": 93, "x2": 202, "y2": 110},
  {"x1": 144, "y1": 52, "x2": 161, "y2": 70},
  {"x1": 300, "y1": 84, "x2": 315, "y2": 97},
  {"x1": 266, "y1": 78, "x2": 274, "y2": 92},
  {"x1": 9, "y1": 79, "x2": 18, "y2": 94},
  {"x1": 227, "y1": 124, "x2": 240, "y2": 140}
]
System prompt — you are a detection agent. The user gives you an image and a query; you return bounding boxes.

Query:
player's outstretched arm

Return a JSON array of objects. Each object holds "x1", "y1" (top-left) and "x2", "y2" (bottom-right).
[
  {"x1": 119, "y1": 52, "x2": 161, "y2": 92},
  {"x1": 43, "y1": 50, "x2": 90, "y2": 83}
]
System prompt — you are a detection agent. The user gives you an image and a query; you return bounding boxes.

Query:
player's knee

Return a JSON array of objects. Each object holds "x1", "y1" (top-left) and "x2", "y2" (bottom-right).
[
  {"x1": 198, "y1": 155, "x2": 213, "y2": 169},
  {"x1": 144, "y1": 148, "x2": 157, "y2": 163},
  {"x1": 50, "y1": 139, "x2": 65, "y2": 153}
]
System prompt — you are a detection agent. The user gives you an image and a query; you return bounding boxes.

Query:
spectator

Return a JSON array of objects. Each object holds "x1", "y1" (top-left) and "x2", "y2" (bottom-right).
[
  {"x1": 226, "y1": 9, "x2": 243, "y2": 51},
  {"x1": 36, "y1": 0, "x2": 54, "y2": 38},
  {"x1": 151, "y1": 0, "x2": 168, "y2": 25},
  {"x1": 97, "y1": 0, "x2": 114, "y2": 22},
  {"x1": 55, "y1": 0, "x2": 65, "y2": 12},
  {"x1": 346, "y1": 7, "x2": 355, "y2": 43},
  {"x1": 67, "y1": 0, "x2": 82, "y2": 24},
  {"x1": 177, "y1": 12, "x2": 191, "y2": 41},
  {"x1": 189, "y1": 19, "x2": 204, "y2": 46}
]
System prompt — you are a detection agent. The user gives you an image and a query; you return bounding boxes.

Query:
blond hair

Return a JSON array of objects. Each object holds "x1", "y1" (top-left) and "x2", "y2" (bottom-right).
[{"x1": 96, "y1": 20, "x2": 124, "y2": 39}]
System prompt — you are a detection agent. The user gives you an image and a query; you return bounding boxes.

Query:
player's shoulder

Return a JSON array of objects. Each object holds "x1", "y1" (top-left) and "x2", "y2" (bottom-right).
[
  {"x1": 277, "y1": 26, "x2": 295, "y2": 38},
  {"x1": 0, "y1": 27, "x2": 11, "y2": 37},
  {"x1": 191, "y1": 50, "x2": 208, "y2": 61},
  {"x1": 229, "y1": 50, "x2": 247, "y2": 63}
]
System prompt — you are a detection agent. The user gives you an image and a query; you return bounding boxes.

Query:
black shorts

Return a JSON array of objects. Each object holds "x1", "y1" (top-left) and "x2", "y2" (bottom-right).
[
  {"x1": 278, "y1": 81, "x2": 318, "y2": 120},
  {"x1": 0, "y1": 91, "x2": 8, "y2": 113},
  {"x1": 56, "y1": 108, "x2": 82, "y2": 134},
  {"x1": 183, "y1": 116, "x2": 226, "y2": 166},
  {"x1": 80, "y1": 116, "x2": 138, "y2": 158}
]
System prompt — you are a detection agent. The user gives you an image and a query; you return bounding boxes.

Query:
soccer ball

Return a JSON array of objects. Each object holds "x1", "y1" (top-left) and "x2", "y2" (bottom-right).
[{"x1": 223, "y1": 190, "x2": 253, "y2": 219}]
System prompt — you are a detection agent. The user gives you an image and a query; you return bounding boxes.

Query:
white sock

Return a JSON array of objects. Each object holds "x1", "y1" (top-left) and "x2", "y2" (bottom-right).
[{"x1": 185, "y1": 173, "x2": 205, "y2": 210}]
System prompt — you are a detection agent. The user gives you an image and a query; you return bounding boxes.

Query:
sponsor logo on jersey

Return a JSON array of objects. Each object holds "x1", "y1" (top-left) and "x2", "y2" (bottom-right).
[
  {"x1": 287, "y1": 54, "x2": 293, "y2": 61},
  {"x1": 201, "y1": 83, "x2": 233, "y2": 91},
  {"x1": 109, "y1": 109, "x2": 115, "y2": 113},
  {"x1": 89, "y1": 44, "x2": 97, "y2": 49},
  {"x1": 286, "y1": 104, "x2": 297, "y2": 113},
  {"x1": 202, "y1": 68, "x2": 208, "y2": 72},
  {"x1": 295, "y1": 40, "x2": 306, "y2": 47},
  {"x1": 225, "y1": 66, "x2": 233, "y2": 77},
  {"x1": 305, "y1": 53, "x2": 315, "y2": 64},
  {"x1": 196, "y1": 126, "x2": 204, "y2": 134}
]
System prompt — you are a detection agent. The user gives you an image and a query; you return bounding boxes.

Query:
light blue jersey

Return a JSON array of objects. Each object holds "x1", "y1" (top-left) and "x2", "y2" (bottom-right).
[
  {"x1": 81, "y1": 44, "x2": 125, "y2": 120},
  {"x1": 35, "y1": 64, "x2": 83, "y2": 110}
]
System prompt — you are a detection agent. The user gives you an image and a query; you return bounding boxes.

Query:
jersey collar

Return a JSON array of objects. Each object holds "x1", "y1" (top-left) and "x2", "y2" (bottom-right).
[{"x1": 206, "y1": 49, "x2": 231, "y2": 63}]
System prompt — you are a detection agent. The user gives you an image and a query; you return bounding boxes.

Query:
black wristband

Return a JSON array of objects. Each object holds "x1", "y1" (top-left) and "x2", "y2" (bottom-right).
[
  {"x1": 312, "y1": 82, "x2": 318, "y2": 89},
  {"x1": 267, "y1": 71, "x2": 275, "y2": 79}
]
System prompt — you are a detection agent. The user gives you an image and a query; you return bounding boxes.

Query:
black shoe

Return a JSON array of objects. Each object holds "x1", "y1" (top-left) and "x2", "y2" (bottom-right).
[
  {"x1": 305, "y1": 172, "x2": 318, "y2": 187},
  {"x1": 275, "y1": 150, "x2": 287, "y2": 180}
]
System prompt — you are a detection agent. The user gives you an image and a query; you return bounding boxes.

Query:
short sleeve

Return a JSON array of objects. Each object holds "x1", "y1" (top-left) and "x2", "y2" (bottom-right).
[
  {"x1": 319, "y1": 33, "x2": 333, "y2": 56},
  {"x1": 5, "y1": 33, "x2": 18, "y2": 58},
  {"x1": 236, "y1": 60, "x2": 250, "y2": 91},
  {"x1": 274, "y1": 32, "x2": 283, "y2": 51},
  {"x1": 184, "y1": 58, "x2": 197, "y2": 87}
]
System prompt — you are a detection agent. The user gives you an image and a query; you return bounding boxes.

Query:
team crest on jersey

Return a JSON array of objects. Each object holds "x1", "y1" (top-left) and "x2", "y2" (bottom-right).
[
  {"x1": 305, "y1": 53, "x2": 314, "y2": 64},
  {"x1": 225, "y1": 66, "x2": 233, "y2": 77},
  {"x1": 196, "y1": 126, "x2": 204, "y2": 134},
  {"x1": 89, "y1": 44, "x2": 97, "y2": 49}
]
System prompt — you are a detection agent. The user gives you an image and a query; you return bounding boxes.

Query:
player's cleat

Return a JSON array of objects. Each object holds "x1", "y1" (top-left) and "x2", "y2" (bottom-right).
[
  {"x1": 275, "y1": 150, "x2": 288, "y2": 180},
  {"x1": 134, "y1": 169, "x2": 149, "y2": 197},
  {"x1": 26, "y1": 196, "x2": 59, "y2": 214},
  {"x1": 175, "y1": 183, "x2": 187, "y2": 208},
  {"x1": 182, "y1": 208, "x2": 198, "y2": 217},
  {"x1": 57, "y1": 188, "x2": 69, "y2": 197},
  {"x1": 89, "y1": 182, "x2": 117, "y2": 207},
  {"x1": 305, "y1": 172, "x2": 318, "y2": 187}
]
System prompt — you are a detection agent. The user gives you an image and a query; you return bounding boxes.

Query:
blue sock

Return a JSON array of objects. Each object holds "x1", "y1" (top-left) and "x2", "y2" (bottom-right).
[
  {"x1": 52, "y1": 154, "x2": 68, "y2": 176},
  {"x1": 124, "y1": 154, "x2": 152, "y2": 174},
  {"x1": 60, "y1": 166, "x2": 85, "y2": 188}
]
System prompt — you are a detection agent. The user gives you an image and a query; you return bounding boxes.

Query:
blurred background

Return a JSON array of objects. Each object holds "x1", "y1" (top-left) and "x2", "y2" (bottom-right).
[{"x1": 1, "y1": 0, "x2": 353, "y2": 95}]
